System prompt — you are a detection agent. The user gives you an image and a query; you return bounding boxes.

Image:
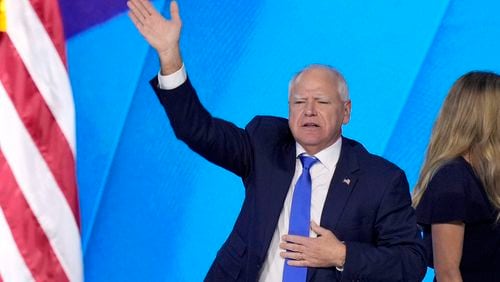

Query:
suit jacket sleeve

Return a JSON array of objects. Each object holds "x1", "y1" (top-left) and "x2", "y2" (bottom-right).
[
  {"x1": 342, "y1": 170, "x2": 427, "y2": 281},
  {"x1": 150, "y1": 76, "x2": 253, "y2": 178}
]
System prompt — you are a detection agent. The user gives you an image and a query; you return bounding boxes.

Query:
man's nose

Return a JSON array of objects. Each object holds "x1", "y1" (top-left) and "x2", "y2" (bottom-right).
[{"x1": 304, "y1": 101, "x2": 317, "y2": 116}]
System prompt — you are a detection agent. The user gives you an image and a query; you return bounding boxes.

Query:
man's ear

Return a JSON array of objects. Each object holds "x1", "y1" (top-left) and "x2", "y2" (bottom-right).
[{"x1": 342, "y1": 100, "x2": 351, "y2": 124}]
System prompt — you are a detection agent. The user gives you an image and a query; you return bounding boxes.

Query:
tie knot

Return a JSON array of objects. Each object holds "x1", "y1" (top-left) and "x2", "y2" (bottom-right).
[{"x1": 299, "y1": 155, "x2": 318, "y2": 170}]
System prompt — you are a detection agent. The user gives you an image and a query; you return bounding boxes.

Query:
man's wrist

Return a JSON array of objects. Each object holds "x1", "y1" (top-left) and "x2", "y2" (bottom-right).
[
  {"x1": 335, "y1": 241, "x2": 346, "y2": 271},
  {"x1": 159, "y1": 46, "x2": 183, "y2": 76}
]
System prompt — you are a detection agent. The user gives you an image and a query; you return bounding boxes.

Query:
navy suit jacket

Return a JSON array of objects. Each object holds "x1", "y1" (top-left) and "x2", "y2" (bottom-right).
[{"x1": 151, "y1": 77, "x2": 426, "y2": 281}]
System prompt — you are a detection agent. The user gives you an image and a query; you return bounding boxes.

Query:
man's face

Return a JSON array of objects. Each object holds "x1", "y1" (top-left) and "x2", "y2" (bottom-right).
[{"x1": 288, "y1": 67, "x2": 351, "y2": 155}]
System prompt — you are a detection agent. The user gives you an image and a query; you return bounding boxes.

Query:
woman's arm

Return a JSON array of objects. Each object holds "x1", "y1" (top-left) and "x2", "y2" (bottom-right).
[{"x1": 431, "y1": 221, "x2": 465, "y2": 282}]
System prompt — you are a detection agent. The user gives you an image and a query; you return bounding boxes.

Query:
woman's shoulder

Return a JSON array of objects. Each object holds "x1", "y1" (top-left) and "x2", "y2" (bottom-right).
[
  {"x1": 428, "y1": 157, "x2": 472, "y2": 194},
  {"x1": 416, "y1": 157, "x2": 491, "y2": 224}
]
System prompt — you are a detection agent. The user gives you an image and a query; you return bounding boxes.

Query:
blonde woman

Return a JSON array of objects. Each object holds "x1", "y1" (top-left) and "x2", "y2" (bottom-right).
[{"x1": 413, "y1": 71, "x2": 500, "y2": 281}]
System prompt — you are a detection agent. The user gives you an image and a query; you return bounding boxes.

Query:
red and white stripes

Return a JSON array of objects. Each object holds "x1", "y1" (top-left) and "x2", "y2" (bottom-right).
[{"x1": 0, "y1": 0, "x2": 82, "y2": 281}]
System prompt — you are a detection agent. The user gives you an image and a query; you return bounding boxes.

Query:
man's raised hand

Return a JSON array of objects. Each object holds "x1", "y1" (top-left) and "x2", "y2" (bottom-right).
[{"x1": 128, "y1": 0, "x2": 182, "y2": 74}]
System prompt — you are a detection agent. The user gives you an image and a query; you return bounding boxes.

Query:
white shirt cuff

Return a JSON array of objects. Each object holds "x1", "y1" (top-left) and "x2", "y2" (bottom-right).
[
  {"x1": 336, "y1": 241, "x2": 346, "y2": 272},
  {"x1": 157, "y1": 64, "x2": 187, "y2": 90}
]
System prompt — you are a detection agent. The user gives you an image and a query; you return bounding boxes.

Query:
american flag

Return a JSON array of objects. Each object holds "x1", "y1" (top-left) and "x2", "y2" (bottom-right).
[{"x1": 0, "y1": 0, "x2": 83, "y2": 281}]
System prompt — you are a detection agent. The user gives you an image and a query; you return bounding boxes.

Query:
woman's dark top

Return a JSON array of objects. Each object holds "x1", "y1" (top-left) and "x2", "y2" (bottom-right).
[{"x1": 416, "y1": 157, "x2": 500, "y2": 281}]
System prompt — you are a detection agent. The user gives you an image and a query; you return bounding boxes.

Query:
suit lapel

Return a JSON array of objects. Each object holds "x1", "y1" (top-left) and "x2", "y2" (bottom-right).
[{"x1": 320, "y1": 138, "x2": 360, "y2": 230}]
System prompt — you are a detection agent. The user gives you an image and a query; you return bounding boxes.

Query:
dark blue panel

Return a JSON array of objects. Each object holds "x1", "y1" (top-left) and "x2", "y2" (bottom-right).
[{"x1": 59, "y1": 0, "x2": 128, "y2": 38}]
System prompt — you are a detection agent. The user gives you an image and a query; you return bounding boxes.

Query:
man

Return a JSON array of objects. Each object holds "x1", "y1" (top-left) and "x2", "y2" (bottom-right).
[{"x1": 128, "y1": 1, "x2": 427, "y2": 281}]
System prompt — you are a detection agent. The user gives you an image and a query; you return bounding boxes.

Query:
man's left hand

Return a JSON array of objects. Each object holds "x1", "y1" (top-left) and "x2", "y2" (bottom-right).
[{"x1": 280, "y1": 221, "x2": 346, "y2": 268}]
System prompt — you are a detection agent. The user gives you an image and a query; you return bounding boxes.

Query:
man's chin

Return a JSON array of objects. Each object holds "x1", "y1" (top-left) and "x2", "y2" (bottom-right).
[
  {"x1": 296, "y1": 134, "x2": 323, "y2": 145},
  {"x1": 296, "y1": 139, "x2": 322, "y2": 149}
]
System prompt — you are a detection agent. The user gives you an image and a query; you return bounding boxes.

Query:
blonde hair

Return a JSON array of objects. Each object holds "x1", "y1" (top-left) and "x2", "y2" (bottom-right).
[{"x1": 413, "y1": 71, "x2": 500, "y2": 221}]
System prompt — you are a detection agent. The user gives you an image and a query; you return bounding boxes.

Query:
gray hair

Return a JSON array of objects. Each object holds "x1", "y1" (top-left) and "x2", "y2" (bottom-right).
[{"x1": 288, "y1": 64, "x2": 349, "y2": 101}]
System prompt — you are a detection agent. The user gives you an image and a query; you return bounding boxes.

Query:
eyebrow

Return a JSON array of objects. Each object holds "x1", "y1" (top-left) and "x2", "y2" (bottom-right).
[{"x1": 292, "y1": 95, "x2": 332, "y2": 101}]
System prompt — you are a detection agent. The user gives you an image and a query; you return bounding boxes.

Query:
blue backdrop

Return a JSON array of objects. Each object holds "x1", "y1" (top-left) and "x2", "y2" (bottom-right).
[{"x1": 60, "y1": 0, "x2": 500, "y2": 280}]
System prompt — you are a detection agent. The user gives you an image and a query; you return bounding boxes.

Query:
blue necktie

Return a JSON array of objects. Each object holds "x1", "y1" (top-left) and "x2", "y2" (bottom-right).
[{"x1": 283, "y1": 155, "x2": 318, "y2": 282}]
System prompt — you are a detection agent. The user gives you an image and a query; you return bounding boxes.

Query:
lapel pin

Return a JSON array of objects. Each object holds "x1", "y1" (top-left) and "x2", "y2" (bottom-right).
[{"x1": 343, "y1": 178, "x2": 351, "y2": 186}]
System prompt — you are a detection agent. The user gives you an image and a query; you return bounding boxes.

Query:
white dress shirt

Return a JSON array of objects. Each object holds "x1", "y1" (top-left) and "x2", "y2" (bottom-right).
[{"x1": 258, "y1": 139, "x2": 342, "y2": 281}]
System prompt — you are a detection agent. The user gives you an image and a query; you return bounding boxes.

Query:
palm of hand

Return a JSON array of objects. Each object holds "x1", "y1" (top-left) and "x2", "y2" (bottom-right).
[{"x1": 128, "y1": 0, "x2": 181, "y2": 54}]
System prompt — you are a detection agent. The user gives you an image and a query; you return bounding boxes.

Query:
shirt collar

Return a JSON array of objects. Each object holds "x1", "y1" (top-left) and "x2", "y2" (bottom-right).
[{"x1": 295, "y1": 137, "x2": 342, "y2": 172}]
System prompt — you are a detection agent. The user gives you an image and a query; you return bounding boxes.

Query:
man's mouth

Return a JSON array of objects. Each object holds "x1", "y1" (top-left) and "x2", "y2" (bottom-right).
[{"x1": 303, "y1": 122, "x2": 319, "y2": 127}]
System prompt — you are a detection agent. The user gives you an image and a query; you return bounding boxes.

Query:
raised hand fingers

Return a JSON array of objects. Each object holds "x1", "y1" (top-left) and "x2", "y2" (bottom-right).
[
  {"x1": 128, "y1": 10, "x2": 143, "y2": 32},
  {"x1": 136, "y1": 0, "x2": 155, "y2": 16},
  {"x1": 170, "y1": 1, "x2": 181, "y2": 24},
  {"x1": 127, "y1": 0, "x2": 148, "y2": 21},
  {"x1": 127, "y1": 2, "x2": 144, "y2": 28}
]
